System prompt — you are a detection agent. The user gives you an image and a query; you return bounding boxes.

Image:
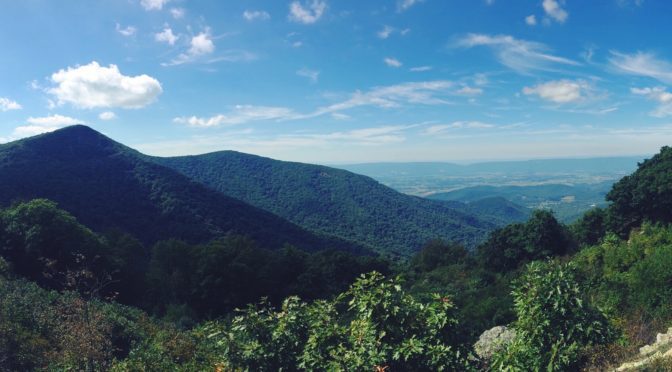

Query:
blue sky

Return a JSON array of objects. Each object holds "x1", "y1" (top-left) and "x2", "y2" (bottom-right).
[{"x1": 1, "y1": 0, "x2": 672, "y2": 163}]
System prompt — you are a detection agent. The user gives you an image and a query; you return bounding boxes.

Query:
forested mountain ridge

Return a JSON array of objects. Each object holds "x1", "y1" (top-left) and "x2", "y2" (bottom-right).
[
  {"x1": 152, "y1": 150, "x2": 519, "y2": 256},
  {"x1": 0, "y1": 125, "x2": 362, "y2": 253}
]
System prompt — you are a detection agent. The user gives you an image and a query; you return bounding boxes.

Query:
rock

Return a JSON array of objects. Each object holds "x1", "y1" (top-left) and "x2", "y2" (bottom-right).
[
  {"x1": 615, "y1": 326, "x2": 672, "y2": 371},
  {"x1": 474, "y1": 325, "x2": 516, "y2": 362}
]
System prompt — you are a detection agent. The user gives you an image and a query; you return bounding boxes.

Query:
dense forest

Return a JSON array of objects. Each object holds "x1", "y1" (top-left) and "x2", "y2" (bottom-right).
[{"x1": 2, "y1": 127, "x2": 672, "y2": 370}]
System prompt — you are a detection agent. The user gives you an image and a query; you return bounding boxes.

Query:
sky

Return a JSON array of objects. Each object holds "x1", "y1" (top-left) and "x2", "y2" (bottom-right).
[{"x1": 1, "y1": 0, "x2": 672, "y2": 163}]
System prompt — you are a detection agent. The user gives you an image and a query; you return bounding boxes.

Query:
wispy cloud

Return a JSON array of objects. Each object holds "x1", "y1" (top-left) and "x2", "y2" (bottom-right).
[
  {"x1": 397, "y1": 0, "x2": 423, "y2": 12},
  {"x1": 170, "y1": 7, "x2": 185, "y2": 19},
  {"x1": 609, "y1": 51, "x2": 672, "y2": 84},
  {"x1": 384, "y1": 57, "x2": 403, "y2": 68},
  {"x1": 423, "y1": 121, "x2": 495, "y2": 135},
  {"x1": 174, "y1": 105, "x2": 299, "y2": 127},
  {"x1": 99, "y1": 111, "x2": 117, "y2": 121},
  {"x1": 410, "y1": 66, "x2": 432, "y2": 72},
  {"x1": 456, "y1": 33, "x2": 579, "y2": 73},
  {"x1": 0, "y1": 97, "x2": 21, "y2": 111},
  {"x1": 455, "y1": 86, "x2": 483, "y2": 96},
  {"x1": 115, "y1": 23, "x2": 136, "y2": 37},
  {"x1": 296, "y1": 68, "x2": 320, "y2": 83},
  {"x1": 288, "y1": 0, "x2": 327, "y2": 24},
  {"x1": 377, "y1": 25, "x2": 394, "y2": 39},
  {"x1": 523, "y1": 80, "x2": 590, "y2": 103},
  {"x1": 311, "y1": 81, "x2": 454, "y2": 117},
  {"x1": 631, "y1": 86, "x2": 672, "y2": 117},
  {"x1": 243, "y1": 10, "x2": 271, "y2": 21}
]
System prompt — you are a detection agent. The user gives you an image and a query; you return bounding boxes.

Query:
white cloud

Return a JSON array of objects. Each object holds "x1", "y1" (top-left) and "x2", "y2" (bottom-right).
[
  {"x1": 174, "y1": 105, "x2": 298, "y2": 127},
  {"x1": 243, "y1": 10, "x2": 271, "y2": 21},
  {"x1": 525, "y1": 14, "x2": 537, "y2": 26},
  {"x1": 384, "y1": 57, "x2": 403, "y2": 68},
  {"x1": 377, "y1": 25, "x2": 394, "y2": 39},
  {"x1": 48, "y1": 61, "x2": 162, "y2": 109},
  {"x1": 456, "y1": 86, "x2": 483, "y2": 96},
  {"x1": 609, "y1": 51, "x2": 672, "y2": 84},
  {"x1": 397, "y1": 0, "x2": 423, "y2": 12},
  {"x1": 522, "y1": 80, "x2": 589, "y2": 103},
  {"x1": 312, "y1": 81, "x2": 453, "y2": 116},
  {"x1": 115, "y1": 23, "x2": 137, "y2": 37},
  {"x1": 99, "y1": 111, "x2": 117, "y2": 120},
  {"x1": 0, "y1": 97, "x2": 21, "y2": 111},
  {"x1": 542, "y1": 0, "x2": 568, "y2": 23},
  {"x1": 297, "y1": 68, "x2": 320, "y2": 83},
  {"x1": 170, "y1": 8, "x2": 185, "y2": 19},
  {"x1": 410, "y1": 66, "x2": 432, "y2": 72},
  {"x1": 140, "y1": 0, "x2": 169, "y2": 11},
  {"x1": 456, "y1": 33, "x2": 579, "y2": 73},
  {"x1": 631, "y1": 86, "x2": 672, "y2": 117},
  {"x1": 14, "y1": 114, "x2": 83, "y2": 137},
  {"x1": 288, "y1": 0, "x2": 327, "y2": 24},
  {"x1": 155, "y1": 27, "x2": 178, "y2": 45},
  {"x1": 165, "y1": 31, "x2": 218, "y2": 65},
  {"x1": 424, "y1": 121, "x2": 495, "y2": 135}
]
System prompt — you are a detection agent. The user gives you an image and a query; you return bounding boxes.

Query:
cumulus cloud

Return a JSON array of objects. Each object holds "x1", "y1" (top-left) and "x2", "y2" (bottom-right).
[
  {"x1": 288, "y1": 0, "x2": 326, "y2": 24},
  {"x1": 456, "y1": 33, "x2": 579, "y2": 73},
  {"x1": 631, "y1": 86, "x2": 672, "y2": 117},
  {"x1": 297, "y1": 68, "x2": 320, "y2": 83},
  {"x1": 525, "y1": 15, "x2": 537, "y2": 25},
  {"x1": 14, "y1": 114, "x2": 83, "y2": 137},
  {"x1": 140, "y1": 0, "x2": 169, "y2": 11},
  {"x1": 174, "y1": 105, "x2": 298, "y2": 127},
  {"x1": 99, "y1": 111, "x2": 117, "y2": 120},
  {"x1": 243, "y1": 10, "x2": 271, "y2": 21},
  {"x1": 397, "y1": 0, "x2": 423, "y2": 12},
  {"x1": 47, "y1": 61, "x2": 162, "y2": 109},
  {"x1": 523, "y1": 80, "x2": 589, "y2": 103},
  {"x1": 155, "y1": 27, "x2": 178, "y2": 45},
  {"x1": 609, "y1": 51, "x2": 672, "y2": 84},
  {"x1": 0, "y1": 97, "x2": 21, "y2": 111},
  {"x1": 542, "y1": 0, "x2": 568, "y2": 23},
  {"x1": 384, "y1": 57, "x2": 403, "y2": 68},
  {"x1": 115, "y1": 23, "x2": 137, "y2": 37},
  {"x1": 165, "y1": 31, "x2": 218, "y2": 65}
]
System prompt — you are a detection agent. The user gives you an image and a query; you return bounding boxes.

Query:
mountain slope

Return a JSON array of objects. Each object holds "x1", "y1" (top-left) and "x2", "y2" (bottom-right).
[
  {"x1": 0, "y1": 126, "x2": 360, "y2": 253},
  {"x1": 153, "y1": 151, "x2": 508, "y2": 256}
]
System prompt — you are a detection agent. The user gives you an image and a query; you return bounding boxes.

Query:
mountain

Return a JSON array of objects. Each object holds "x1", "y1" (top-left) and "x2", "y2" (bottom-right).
[
  {"x1": 338, "y1": 158, "x2": 642, "y2": 178},
  {"x1": 428, "y1": 182, "x2": 613, "y2": 222},
  {"x1": 0, "y1": 125, "x2": 360, "y2": 253},
  {"x1": 152, "y1": 151, "x2": 511, "y2": 257}
]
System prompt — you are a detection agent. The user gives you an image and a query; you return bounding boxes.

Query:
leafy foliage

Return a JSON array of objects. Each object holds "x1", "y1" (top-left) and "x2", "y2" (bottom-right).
[
  {"x1": 205, "y1": 272, "x2": 472, "y2": 371},
  {"x1": 492, "y1": 261, "x2": 615, "y2": 371}
]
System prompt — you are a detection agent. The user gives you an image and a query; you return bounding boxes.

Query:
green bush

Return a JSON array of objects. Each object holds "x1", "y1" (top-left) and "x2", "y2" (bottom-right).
[{"x1": 492, "y1": 261, "x2": 615, "y2": 371}]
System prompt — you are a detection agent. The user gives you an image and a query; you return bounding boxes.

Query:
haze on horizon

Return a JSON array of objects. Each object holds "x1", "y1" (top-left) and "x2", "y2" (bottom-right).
[{"x1": 2, "y1": 0, "x2": 672, "y2": 163}]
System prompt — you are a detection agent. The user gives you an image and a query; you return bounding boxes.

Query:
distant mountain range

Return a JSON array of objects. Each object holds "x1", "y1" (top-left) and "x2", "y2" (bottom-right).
[
  {"x1": 337, "y1": 157, "x2": 642, "y2": 178},
  {"x1": 0, "y1": 126, "x2": 525, "y2": 257}
]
